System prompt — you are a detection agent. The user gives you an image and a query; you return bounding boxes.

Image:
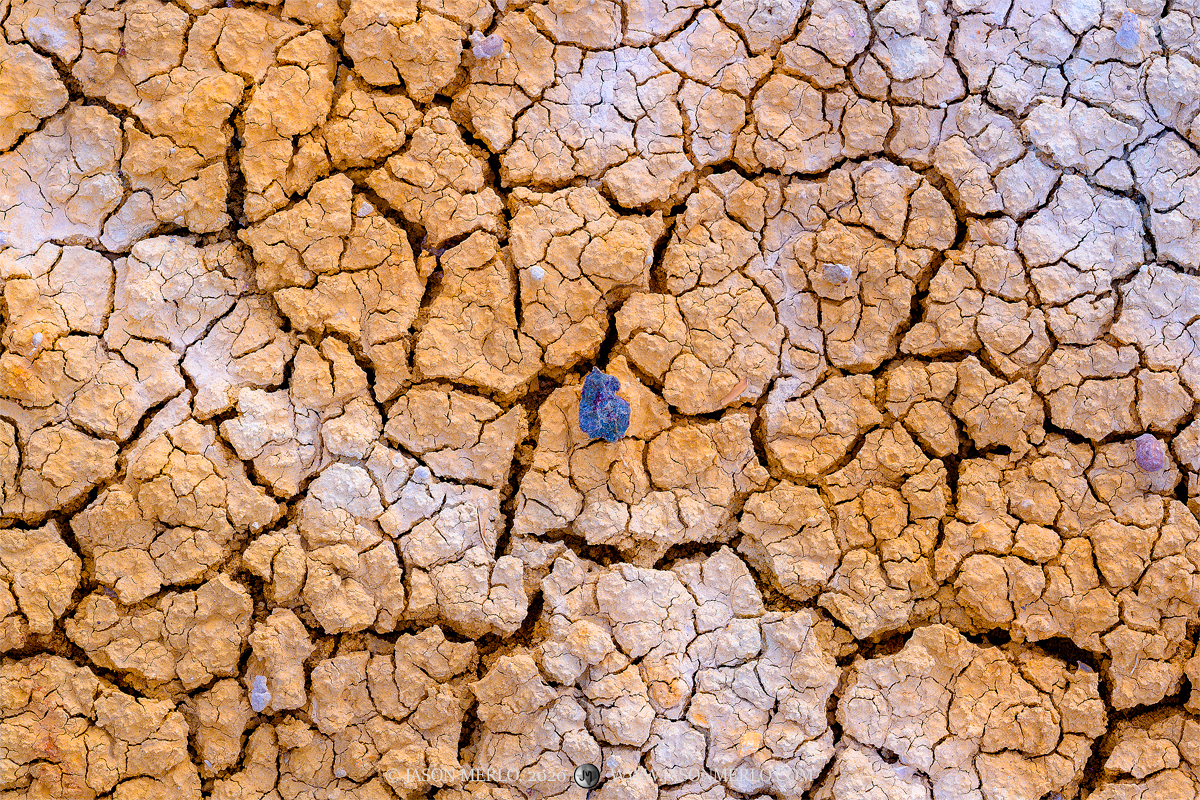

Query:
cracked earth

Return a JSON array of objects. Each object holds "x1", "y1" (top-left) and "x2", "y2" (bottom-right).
[{"x1": 1, "y1": 0, "x2": 1200, "y2": 797}]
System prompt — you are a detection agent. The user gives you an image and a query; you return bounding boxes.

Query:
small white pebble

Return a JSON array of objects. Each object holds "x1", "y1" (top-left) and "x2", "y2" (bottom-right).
[
  {"x1": 1077, "y1": 661, "x2": 1094, "y2": 673},
  {"x1": 334, "y1": 767, "x2": 347, "y2": 778},
  {"x1": 376, "y1": 11, "x2": 388, "y2": 23},
  {"x1": 29, "y1": 332, "x2": 43, "y2": 352},
  {"x1": 413, "y1": 465, "x2": 431, "y2": 483},
  {"x1": 824, "y1": 263, "x2": 851, "y2": 284},
  {"x1": 924, "y1": 0, "x2": 937, "y2": 13},
  {"x1": 357, "y1": 201, "x2": 373, "y2": 217},
  {"x1": 249, "y1": 675, "x2": 271, "y2": 713},
  {"x1": 205, "y1": 760, "x2": 213, "y2": 770},
  {"x1": 529, "y1": 264, "x2": 545, "y2": 280}
]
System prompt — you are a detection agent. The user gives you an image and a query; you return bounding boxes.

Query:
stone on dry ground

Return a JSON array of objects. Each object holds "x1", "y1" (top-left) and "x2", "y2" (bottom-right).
[{"x1": 2, "y1": 1, "x2": 1200, "y2": 799}]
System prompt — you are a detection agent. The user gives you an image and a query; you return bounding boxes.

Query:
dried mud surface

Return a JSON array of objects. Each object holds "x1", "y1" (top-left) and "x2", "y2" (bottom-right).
[{"x1": 1, "y1": 0, "x2": 1200, "y2": 797}]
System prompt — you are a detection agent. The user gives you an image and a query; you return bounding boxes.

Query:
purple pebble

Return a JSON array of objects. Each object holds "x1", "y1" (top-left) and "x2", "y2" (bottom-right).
[
  {"x1": 470, "y1": 32, "x2": 504, "y2": 59},
  {"x1": 1135, "y1": 433, "x2": 1164, "y2": 472}
]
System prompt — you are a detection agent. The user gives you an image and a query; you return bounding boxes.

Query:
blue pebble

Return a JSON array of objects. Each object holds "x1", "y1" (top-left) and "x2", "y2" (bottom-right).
[
  {"x1": 579, "y1": 367, "x2": 630, "y2": 443},
  {"x1": 1115, "y1": 11, "x2": 1138, "y2": 49}
]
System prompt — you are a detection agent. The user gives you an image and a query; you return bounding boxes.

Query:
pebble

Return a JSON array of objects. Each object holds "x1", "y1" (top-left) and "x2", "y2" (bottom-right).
[
  {"x1": 249, "y1": 674, "x2": 271, "y2": 712},
  {"x1": 1115, "y1": 11, "x2": 1139, "y2": 49},
  {"x1": 469, "y1": 31, "x2": 504, "y2": 59},
  {"x1": 1135, "y1": 433, "x2": 1165, "y2": 472},
  {"x1": 824, "y1": 263, "x2": 852, "y2": 284},
  {"x1": 579, "y1": 367, "x2": 630, "y2": 443},
  {"x1": 529, "y1": 264, "x2": 545, "y2": 280}
]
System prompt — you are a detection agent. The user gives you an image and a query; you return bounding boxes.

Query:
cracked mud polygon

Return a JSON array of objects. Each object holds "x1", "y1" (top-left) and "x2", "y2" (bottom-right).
[{"x1": 0, "y1": 0, "x2": 1198, "y2": 797}]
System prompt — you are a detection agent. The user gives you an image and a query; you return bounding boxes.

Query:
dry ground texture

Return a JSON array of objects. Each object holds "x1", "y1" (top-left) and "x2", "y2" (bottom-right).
[{"x1": 2, "y1": 0, "x2": 1200, "y2": 797}]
